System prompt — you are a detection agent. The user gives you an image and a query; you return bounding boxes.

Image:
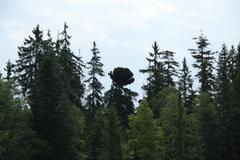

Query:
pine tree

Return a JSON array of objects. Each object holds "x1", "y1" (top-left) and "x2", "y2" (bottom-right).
[
  {"x1": 140, "y1": 41, "x2": 165, "y2": 98},
  {"x1": 189, "y1": 32, "x2": 215, "y2": 93},
  {"x1": 162, "y1": 50, "x2": 179, "y2": 87},
  {"x1": 105, "y1": 67, "x2": 137, "y2": 128},
  {"x1": 179, "y1": 58, "x2": 195, "y2": 113},
  {"x1": 85, "y1": 41, "x2": 104, "y2": 115},
  {"x1": 14, "y1": 25, "x2": 44, "y2": 96},
  {"x1": 57, "y1": 22, "x2": 85, "y2": 108}
]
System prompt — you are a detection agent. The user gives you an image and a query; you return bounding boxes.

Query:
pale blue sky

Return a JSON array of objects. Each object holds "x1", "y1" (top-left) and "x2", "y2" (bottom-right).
[{"x1": 0, "y1": 0, "x2": 240, "y2": 98}]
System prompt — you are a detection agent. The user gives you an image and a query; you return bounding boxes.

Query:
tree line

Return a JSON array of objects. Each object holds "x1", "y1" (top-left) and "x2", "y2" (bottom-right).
[{"x1": 0, "y1": 23, "x2": 240, "y2": 160}]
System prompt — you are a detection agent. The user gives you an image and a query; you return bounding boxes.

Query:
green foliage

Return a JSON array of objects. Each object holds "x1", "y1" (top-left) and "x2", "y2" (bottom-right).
[
  {"x1": 2, "y1": 24, "x2": 240, "y2": 160},
  {"x1": 195, "y1": 92, "x2": 219, "y2": 160},
  {"x1": 57, "y1": 22, "x2": 85, "y2": 108},
  {"x1": 99, "y1": 107, "x2": 122, "y2": 160},
  {"x1": 227, "y1": 71, "x2": 240, "y2": 160},
  {"x1": 179, "y1": 58, "x2": 195, "y2": 113},
  {"x1": 0, "y1": 113, "x2": 6, "y2": 160},
  {"x1": 85, "y1": 41, "x2": 104, "y2": 115},
  {"x1": 3, "y1": 60, "x2": 14, "y2": 82},
  {"x1": 140, "y1": 41, "x2": 165, "y2": 98},
  {"x1": 161, "y1": 50, "x2": 179, "y2": 87},
  {"x1": 0, "y1": 79, "x2": 48, "y2": 160},
  {"x1": 30, "y1": 52, "x2": 85, "y2": 160},
  {"x1": 189, "y1": 32, "x2": 215, "y2": 93},
  {"x1": 124, "y1": 101, "x2": 160, "y2": 160},
  {"x1": 149, "y1": 87, "x2": 178, "y2": 118},
  {"x1": 14, "y1": 25, "x2": 44, "y2": 96},
  {"x1": 227, "y1": 45, "x2": 236, "y2": 81},
  {"x1": 161, "y1": 92, "x2": 184, "y2": 160},
  {"x1": 5, "y1": 109, "x2": 50, "y2": 160},
  {"x1": 86, "y1": 110, "x2": 104, "y2": 160}
]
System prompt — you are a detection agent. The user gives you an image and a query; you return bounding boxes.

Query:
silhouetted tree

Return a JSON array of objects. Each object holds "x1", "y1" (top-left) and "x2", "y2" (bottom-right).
[
  {"x1": 30, "y1": 51, "x2": 85, "y2": 160},
  {"x1": 85, "y1": 41, "x2": 104, "y2": 114},
  {"x1": 57, "y1": 22, "x2": 85, "y2": 108},
  {"x1": 179, "y1": 58, "x2": 195, "y2": 113},
  {"x1": 105, "y1": 67, "x2": 137, "y2": 128},
  {"x1": 162, "y1": 50, "x2": 179, "y2": 87},
  {"x1": 189, "y1": 32, "x2": 215, "y2": 93},
  {"x1": 140, "y1": 41, "x2": 165, "y2": 98},
  {"x1": 14, "y1": 25, "x2": 44, "y2": 96}
]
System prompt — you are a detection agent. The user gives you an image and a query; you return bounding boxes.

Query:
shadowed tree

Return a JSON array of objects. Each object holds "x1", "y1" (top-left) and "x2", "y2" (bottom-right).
[
  {"x1": 227, "y1": 45, "x2": 236, "y2": 82},
  {"x1": 14, "y1": 25, "x2": 44, "y2": 96},
  {"x1": 85, "y1": 42, "x2": 104, "y2": 160},
  {"x1": 195, "y1": 92, "x2": 219, "y2": 160},
  {"x1": 179, "y1": 58, "x2": 195, "y2": 113},
  {"x1": 105, "y1": 67, "x2": 137, "y2": 128},
  {"x1": 57, "y1": 22, "x2": 85, "y2": 108},
  {"x1": 216, "y1": 43, "x2": 232, "y2": 160},
  {"x1": 85, "y1": 41, "x2": 104, "y2": 115},
  {"x1": 99, "y1": 107, "x2": 122, "y2": 160},
  {"x1": 4, "y1": 60, "x2": 14, "y2": 82},
  {"x1": 30, "y1": 51, "x2": 85, "y2": 160},
  {"x1": 140, "y1": 41, "x2": 165, "y2": 99}
]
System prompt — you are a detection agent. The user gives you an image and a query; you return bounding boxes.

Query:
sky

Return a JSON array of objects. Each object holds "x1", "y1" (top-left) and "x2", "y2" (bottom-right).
[{"x1": 0, "y1": 0, "x2": 240, "y2": 99}]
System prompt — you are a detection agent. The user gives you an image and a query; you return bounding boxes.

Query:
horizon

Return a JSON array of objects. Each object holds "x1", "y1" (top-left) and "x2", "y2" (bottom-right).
[{"x1": 1, "y1": 0, "x2": 240, "y2": 99}]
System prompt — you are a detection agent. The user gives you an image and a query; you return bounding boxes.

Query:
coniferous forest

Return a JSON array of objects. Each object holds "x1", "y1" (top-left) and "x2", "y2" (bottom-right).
[{"x1": 1, "y1": 23, "x2": 240, "y2": 160}]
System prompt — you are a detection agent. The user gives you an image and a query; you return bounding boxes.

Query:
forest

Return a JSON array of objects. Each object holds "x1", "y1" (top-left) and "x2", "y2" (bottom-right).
[{"x1": 0, "y1": 23, "x2": 240, "y2": 160}]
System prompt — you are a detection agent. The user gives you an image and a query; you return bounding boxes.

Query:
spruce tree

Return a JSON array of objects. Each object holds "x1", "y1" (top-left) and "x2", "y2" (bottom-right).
[
  {"x1": 216, "y1": 44, "x2": 234, "y2": 160},
  {"x1": 0, "y1": 78, "x2": 49, "y2": 160},
  {"x1": 57, "y1": 22, "x2": 85, "y2": 108},
  {"x1": 161, "y1": 50, "x2": 179, "y2": 87},
  {"x1": 189, "y1": 32, "x2": 215, "y2": 93},
  {"x1": 85, "y1": 41, "x2": 104, "y2": 115},
  {"x1": 195, "y1": 92, "x2": 219, "y2": 160},
  {"x1": 227, "y1": 45, "x2": 236, "y2": 82},
  {"x1": 161, "y1": 91, "x2": 186, "y2": 160},
  {"x1": 216, "y1": 44, "x2": 229, "y2": 106},
  {"x1": 140, "y1": 41, "x2": 165, "y2": 98},
  {"x1": 227, "y1": 70, "x2": 240, "y2": 160},
  {"x1": 179, "y1": 58, "x2": 195, "y2": 113},
  {"x1": 235, "y1": 42, "x2": 240, "y2": 72},
  {"x1": 86, "y1": 110, "x2": 104, "y2": 160},
  {"x1": 14, "y1": 25, "x2": 44, "y2": 96},
  {"x1": 30, "y1": 51, "x2": 85, "y2": 160},
  {"x1": 85, "y1": 42, "x2": 104, "y2": 160},
  {"x1": 4, "y1": 60, "x2": 14, "y2": 82}
]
